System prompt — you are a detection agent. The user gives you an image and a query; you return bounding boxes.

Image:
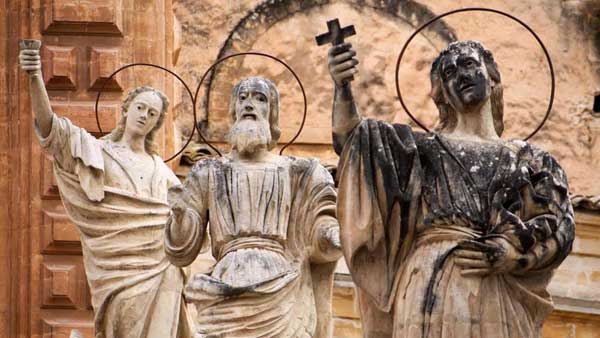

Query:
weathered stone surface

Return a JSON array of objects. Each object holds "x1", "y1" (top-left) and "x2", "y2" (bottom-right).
[
  {"x1": 166, "y1": 77, "x2": 342, "y2": 338},
  {"x1": 20, "y1": 41, "x2": 191, "y2": 337},
  {"x1": 2, "y1": 1, "x2": 181, "y2": 337},
  {"x1": 331, "y1": 38, "x2": 574, "y2": 337},
  {"x1": 173, "y1": 1, "x2": 600, "y2": 337},
  {"x1": 174, "y1": 0, "x2": 600, "y2": 196}
]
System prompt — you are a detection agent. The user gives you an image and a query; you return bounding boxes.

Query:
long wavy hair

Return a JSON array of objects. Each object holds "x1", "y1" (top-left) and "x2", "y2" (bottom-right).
[
  {"x1": 430, "y1": 40, "x2": 504, "y2": 136},
  {"x1": 102, "y1": 86, "x2": 169, "y2": 155},
  {"x1": 228, "y1": 77, "x2": 281, "y2": 150}
]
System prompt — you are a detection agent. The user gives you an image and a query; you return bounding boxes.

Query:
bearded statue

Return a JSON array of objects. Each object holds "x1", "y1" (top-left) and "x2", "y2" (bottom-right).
[{"x1": 165, "y1": 77, "x2": 342, "y2": 338}]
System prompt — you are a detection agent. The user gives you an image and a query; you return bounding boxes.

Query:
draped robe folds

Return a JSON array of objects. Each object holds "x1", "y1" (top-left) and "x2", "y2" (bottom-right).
[
  {"x1": 337, "y1": 119, "x2": 575, "y2": 338},
  {"x1": 165, "y1": 156, "x2": 341, "y2": 338},
  {"x1": 36, "y1": 115, "x2": 192, "y2": 338}
]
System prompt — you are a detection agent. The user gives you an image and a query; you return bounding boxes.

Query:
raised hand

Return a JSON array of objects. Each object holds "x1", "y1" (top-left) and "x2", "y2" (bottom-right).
[
  {"x1": 19, "y1": 40, "x2": 42, "y2": 76},
  {"x1": 328, "y1": 42, "x2": 359, "y2": 88},
  {"x1": 18, "y1": 39, "x2": 54, "y2": 137}
]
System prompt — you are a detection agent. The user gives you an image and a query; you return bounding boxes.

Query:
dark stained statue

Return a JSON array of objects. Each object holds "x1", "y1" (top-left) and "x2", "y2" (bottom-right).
[{"x1": 327, "y1": 40, "x2": 574, "y2": 337}]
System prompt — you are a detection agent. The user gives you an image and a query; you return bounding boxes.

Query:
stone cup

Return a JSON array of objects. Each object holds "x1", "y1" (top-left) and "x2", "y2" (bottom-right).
[{"x1": 19, "y1": 39, "x2": 41, "y2": 51}]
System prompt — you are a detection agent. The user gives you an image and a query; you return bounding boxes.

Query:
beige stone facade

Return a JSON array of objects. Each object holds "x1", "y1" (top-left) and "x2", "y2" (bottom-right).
[{"x1": 1, "y1": 0, "x2": 599, "y2": 337}]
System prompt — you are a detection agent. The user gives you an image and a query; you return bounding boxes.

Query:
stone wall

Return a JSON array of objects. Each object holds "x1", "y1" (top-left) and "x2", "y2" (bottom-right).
[{"x1": 173, "y1": 0, "x2": 599, "y2": 196}]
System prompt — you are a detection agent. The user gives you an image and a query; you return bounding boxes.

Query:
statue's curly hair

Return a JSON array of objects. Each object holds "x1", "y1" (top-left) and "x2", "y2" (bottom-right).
[
  {"x1": 102, "y1": 86, "x2": 169, "y2": 155},
  {"x1": 430, "y1": 40, "x2": 504, "y2": 136},
  {"x1": 228, "y1": 77, "x2": 281, "y2": 150}
]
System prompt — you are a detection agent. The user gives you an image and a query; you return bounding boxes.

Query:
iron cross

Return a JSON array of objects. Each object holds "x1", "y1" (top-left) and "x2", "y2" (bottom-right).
[
  {"x1": 316, "y1": 19, "x2": 356, "y2": 82},
  {"x1": 315, "y1": 18, "x2": 356, "y2": 46}
]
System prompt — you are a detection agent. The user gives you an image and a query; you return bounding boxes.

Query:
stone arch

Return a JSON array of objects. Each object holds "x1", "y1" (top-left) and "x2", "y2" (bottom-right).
[{"x1": 198, "y1": 0, "x2": 457, "y2": 142}]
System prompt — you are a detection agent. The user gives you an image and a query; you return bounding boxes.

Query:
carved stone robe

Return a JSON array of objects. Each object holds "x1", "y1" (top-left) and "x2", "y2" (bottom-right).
[
  {"x1": 337, "y1": 119, "x2": 575, "y2": 338},
  {"x1": 36, "y1": 115, "x2": 192, "y2": 338},
  {"x1": 165, "y1": 156, "x2": 341, "y2": 338}
]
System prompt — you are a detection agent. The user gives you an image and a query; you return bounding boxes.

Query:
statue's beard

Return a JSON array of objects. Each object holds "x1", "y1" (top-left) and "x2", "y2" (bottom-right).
[{"x1": 228, "y1": 118, "x2": 272, "y2": 156}]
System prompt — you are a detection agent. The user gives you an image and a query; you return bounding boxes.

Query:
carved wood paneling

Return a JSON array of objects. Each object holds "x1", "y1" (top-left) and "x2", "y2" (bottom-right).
[
  {"x1": 41, "y1": 202, "x2": 81, "y2": 255},
  {"x1": 16, "y1": 0, "x2": 177, "y2": 336},
  {"x1": 41, "y1": 318, "x2": 94, "y2": 338},
  {"x1": 50, "y1": 101, "x2": 120, "y2": 135},
  {"x1": 41, "y1": 45, "x2": 77, "y2": 90},
  {"x1": 41, "y1": 255, "x2": 89, "y2": 309},
  {"x1": 41, "y1": 154, "x2": 60, "y2": 200},
  {"x1": 89, "y1": 47, "x2": 122, "y2": 91},
  {"x1": 42, "y1": 0, "x2": 123, "y2": 36}
]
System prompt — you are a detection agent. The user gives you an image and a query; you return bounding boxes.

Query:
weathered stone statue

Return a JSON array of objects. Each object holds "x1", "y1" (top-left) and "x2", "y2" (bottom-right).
[
  {"x1": 327, "y1": 40, "x2": 575, "y2": 337},
  {"x1": 19, "y1": 41, "x2": 192, "y2": 338},
  {"x1": 165, "y1": 76, "x2": 342, "y2": 338}
]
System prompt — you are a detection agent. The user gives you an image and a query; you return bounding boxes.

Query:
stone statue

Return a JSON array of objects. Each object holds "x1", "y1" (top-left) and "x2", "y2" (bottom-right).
[
  {"x1": 327, "y1": 40, "x2": 575, "y2": 337},
  {"x1": 165, "y1": 76, "x2": 342, "y2": 338},
  {"x1": 19, "y1": 40, "x2": 193, "y2": 338}
]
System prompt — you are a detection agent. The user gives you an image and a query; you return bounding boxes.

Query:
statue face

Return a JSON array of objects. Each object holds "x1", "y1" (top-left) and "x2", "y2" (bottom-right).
[
  {"x1": 440, "y1": 47, "x2": 491, "y2": 113},
  {"x1": 234, "y1": 80, "x2": 271, "y2": 123},
  {"x1": 228, "y1": 79, "x2": 273, "y2": 156},
  {"x1": 124, "y1": 91, "x2": 163, "y2": 137}
]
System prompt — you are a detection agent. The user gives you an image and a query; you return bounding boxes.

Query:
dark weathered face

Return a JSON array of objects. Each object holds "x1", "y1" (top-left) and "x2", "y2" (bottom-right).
[
  {"x1": 440, "y1": 47, "x2": 491, "y2": 113},
  {"x1": 234, "y1": 79, "x2": 271, "y2": 123}
]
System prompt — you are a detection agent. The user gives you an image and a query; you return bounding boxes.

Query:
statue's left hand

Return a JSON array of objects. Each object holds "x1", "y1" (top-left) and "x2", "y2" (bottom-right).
[{"x1": 455, "y1": 237, "x2": 525, "y2": 277}]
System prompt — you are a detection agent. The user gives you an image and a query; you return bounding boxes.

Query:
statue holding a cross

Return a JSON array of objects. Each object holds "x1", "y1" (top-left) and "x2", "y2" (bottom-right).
[{"x1": 319, "y1": 18, "x2": 574, "y2": 338}]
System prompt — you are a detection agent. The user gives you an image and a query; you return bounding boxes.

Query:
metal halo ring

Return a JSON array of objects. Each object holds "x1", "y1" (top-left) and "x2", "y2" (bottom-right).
[
  {"x1": 193, "y1": 51, "x2": 307, "y2": 156},
  {"x1": 94, "y1": 63, "x2": 197, "y2": 163},
  {"x1": 395, "y1": 7, "x2": 555, "y2": 141}
]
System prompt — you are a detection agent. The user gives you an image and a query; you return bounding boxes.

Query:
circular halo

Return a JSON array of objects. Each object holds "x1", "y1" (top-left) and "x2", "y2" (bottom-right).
[
  {"x1": 193, "y1": 51, "x2": 307, "y2": 156},
  {"x1": 395, "y1": 7, "x2": 555, "y2": 141},
  {"x1": 94, "y1": 63, "x2": 197, "y2": 163}
]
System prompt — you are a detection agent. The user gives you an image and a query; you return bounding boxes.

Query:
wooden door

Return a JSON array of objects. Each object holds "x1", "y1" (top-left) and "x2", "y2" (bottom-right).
[{"x1": 2, "y1": 1, "x2": 177, "y2": 337}]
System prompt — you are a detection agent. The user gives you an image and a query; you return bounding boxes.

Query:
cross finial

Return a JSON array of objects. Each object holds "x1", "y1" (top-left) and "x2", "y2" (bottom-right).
[{"x1": 315, "y1": 19, "x2": 356, "y2": 46}]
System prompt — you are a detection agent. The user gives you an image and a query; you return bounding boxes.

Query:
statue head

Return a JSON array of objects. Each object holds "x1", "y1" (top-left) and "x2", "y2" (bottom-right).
[
  {"x1": 103, "y1": 86, "x2": 169, "y2": 155},
  {"x1": 430, "y1": 40, "x2": 504, "y2": 136},
  {"x1": 227, "y1": 77, "x2": 281, "y2": 155}
]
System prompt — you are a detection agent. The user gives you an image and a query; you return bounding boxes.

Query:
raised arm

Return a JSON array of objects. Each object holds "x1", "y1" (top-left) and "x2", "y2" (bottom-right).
[
  {"x1": 18, "y1": 40, "x2": 53, "y2": 138},
  {"x1": 328, "y1": 42, "x2": 361, "y2": 154}
]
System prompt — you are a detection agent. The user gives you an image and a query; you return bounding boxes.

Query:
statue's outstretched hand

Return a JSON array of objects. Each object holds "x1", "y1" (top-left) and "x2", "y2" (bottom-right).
[
  {"x1": 328, "y1": 42, "x2": 359, "y2": 88},
  {"x1": 168, "y1": 185, "x2": 189, "y2": 224},
  {"x1": 455, "y1": 237, "x2": 526, "y2": 277}
]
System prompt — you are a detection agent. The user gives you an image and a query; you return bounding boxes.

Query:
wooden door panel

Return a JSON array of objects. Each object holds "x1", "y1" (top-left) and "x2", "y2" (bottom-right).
[
  {"x1": 35, "y1": 0, "x2": 127, "y2": 335},
  {"x1": 49, "y1": 101, "x2": 120, "y2": 134},
  {"x1": 41, "y1": 0, "x2": 124, "y2": 36},
  {"x1": 41, "y1": 314, "x2": 95, "y2": 338},
  {"x1": 41, "y1": 255, "x2": 89, "y2": 310},
  {"x1": 41, "y1": 45, "x2": 77, "y2": 90},
  {"x1": 40, "y1": 201, "x2": 81, "y2": 255}
]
